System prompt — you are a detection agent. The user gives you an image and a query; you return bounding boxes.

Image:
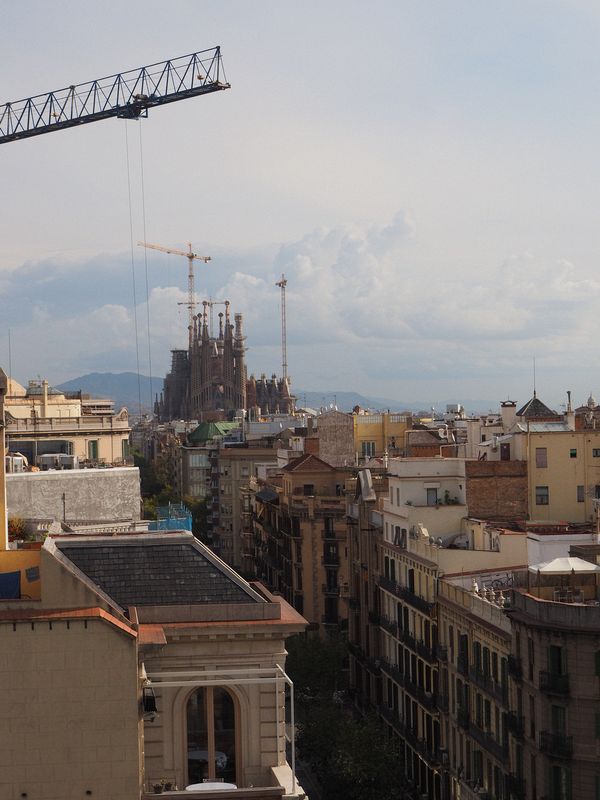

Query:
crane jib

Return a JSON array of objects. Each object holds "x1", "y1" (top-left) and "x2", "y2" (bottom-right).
[{"x1": 0, "y1": 48, "x2": 230, "y2": 144}]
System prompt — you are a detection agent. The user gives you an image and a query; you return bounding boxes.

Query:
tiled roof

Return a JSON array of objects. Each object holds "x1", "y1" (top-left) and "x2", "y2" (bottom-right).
[
  {"x1": 56, "y1": 538, "x2": 257, "y2": 608},
  {"x1": 188, "y1": 421, "x2": 239, "y2": 444},
  {"x1": 281, "y1": 453, "x2": 335, "y2": 472}
]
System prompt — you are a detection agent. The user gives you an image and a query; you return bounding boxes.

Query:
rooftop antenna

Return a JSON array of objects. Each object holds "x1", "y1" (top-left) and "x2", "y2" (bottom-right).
[
  {"x1": 275, "y1": 274, "x2": 288, "y2": 382},
  {"x1": 533, "y1": 355, "x2": 537, "y2": 399}
]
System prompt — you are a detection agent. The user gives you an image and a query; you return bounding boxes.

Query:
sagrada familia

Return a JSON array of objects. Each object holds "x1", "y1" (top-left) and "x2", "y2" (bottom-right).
[{"x1": 155, "y1": 301, "x2": 294, "y2": 422}]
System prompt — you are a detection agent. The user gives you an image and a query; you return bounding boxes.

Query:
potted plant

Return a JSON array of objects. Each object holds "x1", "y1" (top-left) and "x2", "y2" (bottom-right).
[{"x1": 152, "y1": 783, "x2": 163, "y2": 794}]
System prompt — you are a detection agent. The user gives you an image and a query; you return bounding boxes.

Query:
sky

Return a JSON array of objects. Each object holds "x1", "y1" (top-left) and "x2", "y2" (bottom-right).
[{"x1": 2, "y1": 1, "x2": 600, "y2": 409}]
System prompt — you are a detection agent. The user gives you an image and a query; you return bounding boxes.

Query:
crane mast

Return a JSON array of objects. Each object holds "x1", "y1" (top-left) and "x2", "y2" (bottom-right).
[
  {"x1": 276, "y1": 274, "x2": 288, "y2": 383},
  {"x1": 138, "y1": 241, "x2": 211, "y2": 349},
  {"x1": 0, "y1": 47, "x2": 229, "y2": 144}
]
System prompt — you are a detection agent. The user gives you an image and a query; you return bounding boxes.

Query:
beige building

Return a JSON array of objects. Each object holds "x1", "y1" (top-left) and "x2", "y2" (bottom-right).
[
  {"x1": 0, "y1": 531, "x2": 306, "y2": 799},
  {"x1": 252, "y1": 453, "x2": 352, "y2": 631},
  {"x1": 5, "y1": 378, "x2": 131, "y2": 465},
  {"x1": 218, "y1": 445, "x2": 279, "y2": 569}
]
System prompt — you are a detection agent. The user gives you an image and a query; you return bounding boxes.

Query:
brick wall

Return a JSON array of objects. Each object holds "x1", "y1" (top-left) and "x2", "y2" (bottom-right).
[{"x1": 465, "y1": 460, "x2": 528, "y2": 520}]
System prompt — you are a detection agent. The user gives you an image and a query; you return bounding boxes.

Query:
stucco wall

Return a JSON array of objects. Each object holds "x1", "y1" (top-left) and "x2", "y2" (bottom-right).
[
  {"x1": 0, "y1": 617, "x2": 141, "y2": 800},
  {"x1": 7, "y1": 467, "x2": 141, "y2": 524}
]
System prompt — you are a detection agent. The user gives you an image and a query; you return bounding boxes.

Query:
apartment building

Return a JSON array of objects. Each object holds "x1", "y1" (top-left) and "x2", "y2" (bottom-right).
[
  {"x1": 217, "y1": 444, "x2": 279, "y2": 569},
  {"x1": 5, "y1": 378, "x2": 131, "y2": 465},
  {"x1": 251, "y1": 453, "x2": 353, "y2": 631},
  {"x1": 353, "y1": 411, "x2": 412, "y2": 459}
]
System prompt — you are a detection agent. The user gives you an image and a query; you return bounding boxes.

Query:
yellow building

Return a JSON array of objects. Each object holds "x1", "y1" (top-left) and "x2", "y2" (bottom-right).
[
  {"x1": 353, "y1": 411, "x2": 411, "y2": 460},
  {"x1": 525, "y1": 424, "x2": 600, "y2": 524}
]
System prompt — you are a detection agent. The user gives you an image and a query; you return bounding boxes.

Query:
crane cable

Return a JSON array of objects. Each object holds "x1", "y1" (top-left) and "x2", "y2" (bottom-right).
[
  {"x1": 124, "y1": 121, "x2": 143, "y2": 420},
  {"x1": 138, "y1": 122, "x2": 154, "y2": 414}
]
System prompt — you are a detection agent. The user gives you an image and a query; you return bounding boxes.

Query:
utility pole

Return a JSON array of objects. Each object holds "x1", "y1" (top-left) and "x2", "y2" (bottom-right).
[{"x1": 276, "y1": 274, "x2": 288, "y2": 382}]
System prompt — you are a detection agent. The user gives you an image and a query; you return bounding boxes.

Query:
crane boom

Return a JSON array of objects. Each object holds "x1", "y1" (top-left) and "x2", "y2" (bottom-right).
[
  {"x1": 0, "y1": 47, "x2": 229, "y2": 144},
  {"x1": 138, "y1": 240, "x2": 211, "y2": 350}
]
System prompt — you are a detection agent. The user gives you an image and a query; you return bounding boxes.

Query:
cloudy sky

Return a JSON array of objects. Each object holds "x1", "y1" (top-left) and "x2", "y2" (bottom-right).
[{"x1": 2, "y1": 1, "x2": 600, "y2": 409}]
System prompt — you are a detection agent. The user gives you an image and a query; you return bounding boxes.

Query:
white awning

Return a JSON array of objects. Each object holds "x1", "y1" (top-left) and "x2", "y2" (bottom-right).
[{"x1": 528, "y1": 556, "x2": 600, "y2": 574}]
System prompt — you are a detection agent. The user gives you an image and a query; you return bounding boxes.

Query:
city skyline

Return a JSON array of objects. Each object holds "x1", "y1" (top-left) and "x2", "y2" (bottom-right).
[{"x1": 3, "y1": 2, "x2": 600, "y2": 405}]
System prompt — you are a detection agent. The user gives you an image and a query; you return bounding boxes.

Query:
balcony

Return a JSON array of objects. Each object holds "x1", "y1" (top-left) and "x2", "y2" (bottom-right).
[
  {"x1": 321, "y1": 528, "x2": 344, "y2": 540},
  {"x1": 508, "y1": 655, "x2": 522, "y2": 680},
  {"x1": 458, "y1": 779, "x2": 491, "y2": 800},
  {"x1": 457, "y1": 652, "x2": 469, "y2": 677},
  {"x1": 539, "y1": 730, "x2": 573, "y2": 759},
  {"x1": 380, "y1": 658, "x2": 404, "y2": 686},
  {"x1": 469, "y1": 668, "x2": 508, "y2": 706},
  {"x1": 404, "y1": 676, "x2": 438, "y2": 712},
  {"x1": 348, "y1": 597, "x2": 361, "y2": 610},
  {"x1": 469, "y1": 721, "x2": 508, "y2": 763},
  {"x1": 506, "y1": 712, "x2": 524, "y2": 739},
  {"x1": 456, "y1": 705, "x2": 469, "y2": 729},
  {"x1": 321, "y1": 584, "x2": 340, "y2": 596},
  {"x1": 321, "y1": 553, "x2": 340, "y2": 566},
  {"x1": 379, "y1": 615, "x2": 399, "y2": 637},
  {"x1": 378, "y1": 575, "x2": 434, "y2": 615},
  {"x1": 539, "y1": 670, "x2": 569, "y2": 695},
  {"x1": 506, "y1": 774, "x2": 526, "y2": 800},
  {"x1": 435, "y1": 643, "x2": 448, "y2": 661}
]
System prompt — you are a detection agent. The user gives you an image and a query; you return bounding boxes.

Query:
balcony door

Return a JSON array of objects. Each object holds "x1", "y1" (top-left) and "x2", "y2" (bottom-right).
[{"x1": 187, "y1": 686, "x2": 237, "y2": 785}]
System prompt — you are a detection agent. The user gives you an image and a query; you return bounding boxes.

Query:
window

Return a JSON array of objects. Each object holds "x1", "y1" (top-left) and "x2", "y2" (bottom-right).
[
  {"x1": 500, "y1": 442, "x2": 511, "y2": 461},
  {"x1": 570, "y1": 448, "x2": 577, "y2": 458},
  {"x1": 577, "y1": 485, "x2": 585, "y2": 503},
  {"x1": 303, "y1": 484, "x2": 314, "y2": 496},
  {"x1": 594, "y1": 449, "x2": 600, "y2": 458},
  {"x1": 548, "y1": 645, "x2": 567, "y2": 676},
  {"x1": 121, "y1": 439, "x2": 130, "y2": 459},
  {"x1": 535, "y1": 486, "x2": 549, "y2": 505},
  {"x1": 87, "y1": 439, "x2": 98, "y2": 460},
  {"x1": 535, "y1": 447, "x2": 548, "y2": 468},
  {"x1": 549, "y1": 765, "x2": 571, "y2": 800},
  {"x1": 187, "y1": 687, "x2": 236, "y2": 784},
  {"x1": 426, "y1": 488, "x2": 438, "y2": 506},
  {"x1": 361, "y1": 441, "x2": 376, "y2": 457}
]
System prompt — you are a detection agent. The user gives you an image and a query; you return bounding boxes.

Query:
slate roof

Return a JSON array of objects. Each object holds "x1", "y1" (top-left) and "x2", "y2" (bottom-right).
[
  {"x1": 56, "y1": 539, "x2": 256, "y2": 608},
  {"x1": 255, "y1": 487, "x2": 279, "y2": 504},
  {"x1": 516, "y1": 394, "x2": 559, "y2": 419}
]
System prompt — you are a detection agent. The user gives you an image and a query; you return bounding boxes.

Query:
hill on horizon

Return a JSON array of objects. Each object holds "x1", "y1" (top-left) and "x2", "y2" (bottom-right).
[
  {"x1": 56, "y1": 372, "x2": 161, "y2": 413},
  {"x1": 55, "y1": 372, "x2": 499, "y2": 416}
]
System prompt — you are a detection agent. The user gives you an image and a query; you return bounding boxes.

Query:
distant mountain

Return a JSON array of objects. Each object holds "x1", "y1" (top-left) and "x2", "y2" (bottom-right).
[
  {"x1": 56, "y1": 372, "x2": 162, "y2": 413},
  {"x1": 55, "y1": 373, "x2": 500, "y2": 416}
]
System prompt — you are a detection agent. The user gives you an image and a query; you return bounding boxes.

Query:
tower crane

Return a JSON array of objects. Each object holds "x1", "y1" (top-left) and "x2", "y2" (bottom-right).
[
  {"x1": 276, "y1": 274, "x2": 288, "y2": 383},
  {"x1": 138, "y1": 241, "x2": 211, "y2": 349},
  {"x1": 0, "y1": 47, "x2": 229, "y2": 144}
]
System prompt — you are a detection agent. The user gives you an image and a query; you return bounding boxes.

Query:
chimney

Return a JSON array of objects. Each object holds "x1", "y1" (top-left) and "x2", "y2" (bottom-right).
[
  {"x1": 500, "y1": 400, "x2": 517, "y2": 431},
  {"x1": 565, "y1": 390, "x2": 575, "y2": 431}
]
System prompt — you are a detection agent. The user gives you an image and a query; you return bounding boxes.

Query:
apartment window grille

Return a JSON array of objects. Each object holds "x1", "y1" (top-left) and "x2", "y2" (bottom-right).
[{"x1": 535, "y1": 447, "x2": 548, "y2": 468}]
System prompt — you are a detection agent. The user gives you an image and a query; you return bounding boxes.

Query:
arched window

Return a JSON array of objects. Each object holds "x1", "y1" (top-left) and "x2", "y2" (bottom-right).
[{"x1": 186, "y1": 687, "x2": 236, "y2": 784}]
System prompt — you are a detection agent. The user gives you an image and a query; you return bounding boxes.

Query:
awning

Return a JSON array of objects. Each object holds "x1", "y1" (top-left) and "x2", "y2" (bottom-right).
[{"x1": 528, "y1": 556, "x2": 600, "y2": 574}]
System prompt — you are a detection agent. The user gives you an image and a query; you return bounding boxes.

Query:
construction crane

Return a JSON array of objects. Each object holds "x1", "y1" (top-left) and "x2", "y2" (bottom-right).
[
  {"x1": 138, "y1": 241, "x2": 211, "y2": 349},
  {"x1": 202, "y1": 298, "x2": 230, "y2": 337},
  {"x1": 276, "y1": 274, "x2": 288, "y2": 382},
  {"x1": 0, "y1": 47, "x2": 229, "y2": 144}
]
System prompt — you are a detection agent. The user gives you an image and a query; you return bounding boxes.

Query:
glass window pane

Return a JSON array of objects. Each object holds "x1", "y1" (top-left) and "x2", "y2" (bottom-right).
[
  {"x1": 187, "y1": 688, "x2": 209, "y2": 784},
  {"x1": 213, "y1": 688, "x2": 236, "y2": 783}
]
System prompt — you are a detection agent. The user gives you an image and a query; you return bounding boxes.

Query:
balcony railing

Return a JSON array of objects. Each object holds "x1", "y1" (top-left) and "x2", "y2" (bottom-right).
[
  {"x1": 404, "y1": 676, "x2": 438, "y2": 712},
  {"x1": 380, "y1": 658, "x2": 404, "y2": 686},
  {"x1": 506, "y1": 774, "x2": 526, "y2": 800},
  {"x1": 348, "y1": 597, "x2": 361, "y2": 610},
  {"x1": 539, "y1": 730, "x2": 573, "y2": 759},
  {"x1": 321, "y1": 553, "x2": 340, "y2": 566},
  {"x1": 469, "y1": 721, "x2": 508, "y2": 763},
  {"x1": 457, "y1": 652, "x2": 469, "y2": 677},
  {"x1": 469, "y1": 668, "x2": 508, "y2": 706},
  {"x1": 456, "y1": 705, "x2": 469, "y2": 729},
  {"x1": 506, "y1": 712, "x2": 524, "y2": 739},
  {"x1": 379, "y1": 615, "x2": 399, "y2": 636},
  {"x1": 322, "y1": 584, "x2": 340, "y2": 596},
  {"x1": 378, "y1": 575, "x2": 434, "y2": 615},
  {"x1": 435, "y1": 643, "x2": 448, "y2": 661},
  {"x1": 539, "y1": 670, "x2": 569, "y2": 695},
  {"x1": 508, "y1": 655, "x2": 522, "y2": 680}
]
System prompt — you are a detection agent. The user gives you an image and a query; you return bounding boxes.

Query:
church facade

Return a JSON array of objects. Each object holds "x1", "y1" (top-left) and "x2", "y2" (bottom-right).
[{"x1": 156, "y1": 302, "x2": 294, "y2": 422}]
